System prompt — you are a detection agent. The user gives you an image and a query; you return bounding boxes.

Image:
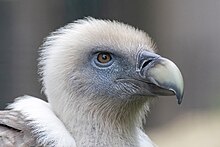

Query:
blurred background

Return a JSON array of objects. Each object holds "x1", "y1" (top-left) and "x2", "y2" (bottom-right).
[{"x1": 0, "y1": 0, "x2": 219, "y2": 146}]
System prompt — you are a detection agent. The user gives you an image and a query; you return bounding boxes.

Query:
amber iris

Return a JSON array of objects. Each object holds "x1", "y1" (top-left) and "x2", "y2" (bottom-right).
[{"x1": 97, "y1": 53, "x2": 111, "y2": 63}]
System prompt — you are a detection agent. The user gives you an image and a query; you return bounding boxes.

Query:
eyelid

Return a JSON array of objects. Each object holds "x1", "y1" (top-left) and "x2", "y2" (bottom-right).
[
  {"x1": 91, "y1": 46, "x2": 118, "y2": 57},
  {"x1": 94, "y1": 51, "x2": 114, "y2": 58},
  {"x1": 93, "y1": 50, "x2": 113, "y2": 55}
]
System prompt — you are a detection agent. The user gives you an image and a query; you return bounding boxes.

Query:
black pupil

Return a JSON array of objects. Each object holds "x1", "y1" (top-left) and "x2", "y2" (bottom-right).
[{"x1": 102, "y1": 54, "x2": 108, "y2": 60}]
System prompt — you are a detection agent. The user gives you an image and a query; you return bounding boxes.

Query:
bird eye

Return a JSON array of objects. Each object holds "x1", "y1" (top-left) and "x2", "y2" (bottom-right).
[{"x1": 97, "y1": 52, "x2": 112, "y2": 64}]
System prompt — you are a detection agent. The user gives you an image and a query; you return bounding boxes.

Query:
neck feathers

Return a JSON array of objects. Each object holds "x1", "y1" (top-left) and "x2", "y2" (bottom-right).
[{"x1": 55, "y1": 96, "x2": 151, "y2": 147}]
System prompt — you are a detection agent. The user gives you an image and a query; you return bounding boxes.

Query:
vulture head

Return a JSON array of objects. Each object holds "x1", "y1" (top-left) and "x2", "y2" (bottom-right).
[{"x1": 37, "y1": 18, "x2": 184, "y2": 146}]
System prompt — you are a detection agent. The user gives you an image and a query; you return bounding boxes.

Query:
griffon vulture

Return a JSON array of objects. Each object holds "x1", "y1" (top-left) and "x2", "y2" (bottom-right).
[{"x1": 0, "y1": 18, "x2": 184, "y2": 147}]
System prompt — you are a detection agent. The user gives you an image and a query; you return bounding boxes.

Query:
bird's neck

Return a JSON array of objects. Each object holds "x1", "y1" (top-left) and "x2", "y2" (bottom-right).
[{"x1": 56, "y1": 98, "x2": 150, "y2": 147}]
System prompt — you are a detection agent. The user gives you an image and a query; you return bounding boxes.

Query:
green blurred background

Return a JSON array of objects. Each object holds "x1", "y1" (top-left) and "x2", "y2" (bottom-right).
[{"x1": 0, "y1": 0, "x2": 220, "y2": 146}]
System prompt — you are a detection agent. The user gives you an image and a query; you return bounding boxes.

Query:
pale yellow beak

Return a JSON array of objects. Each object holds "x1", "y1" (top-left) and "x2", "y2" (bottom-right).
[{"x1": 137, "y1": 51, "x2": 184, "y2": 104}]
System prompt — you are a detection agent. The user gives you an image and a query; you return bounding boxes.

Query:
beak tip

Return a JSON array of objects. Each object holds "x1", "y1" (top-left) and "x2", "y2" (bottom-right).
[
  {"x1": 178, "y1": 98, "x2": 182, "y2": 105},
  {"x1": 176, "y1": 91, "x2": 184, "y2": 105}
]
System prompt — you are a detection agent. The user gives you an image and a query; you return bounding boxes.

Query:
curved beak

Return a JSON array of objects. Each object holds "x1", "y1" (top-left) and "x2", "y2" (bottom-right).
[{"x1": 137, "y1": 51, "x2": 184, "y2": 104}]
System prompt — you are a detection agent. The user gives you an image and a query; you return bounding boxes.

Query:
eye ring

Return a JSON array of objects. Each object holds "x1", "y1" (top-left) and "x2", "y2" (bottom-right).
[{"x1": 97, "y1": 52, "x2": 112, "y2": 64}]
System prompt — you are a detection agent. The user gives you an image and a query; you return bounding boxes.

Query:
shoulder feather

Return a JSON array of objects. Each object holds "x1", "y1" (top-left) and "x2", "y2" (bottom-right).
[
  {"x1": 6, "y1": 95, "x2": 76, "y2": 147},
  {"x1": 0, "y1": 110, "x2": 37, "y2": 146}
]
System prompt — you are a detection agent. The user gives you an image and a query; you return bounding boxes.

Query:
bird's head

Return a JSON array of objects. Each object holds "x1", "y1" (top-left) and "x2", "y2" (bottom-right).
[{"x1": 39, "y1": 18, "x2": 184, "y2": 126}]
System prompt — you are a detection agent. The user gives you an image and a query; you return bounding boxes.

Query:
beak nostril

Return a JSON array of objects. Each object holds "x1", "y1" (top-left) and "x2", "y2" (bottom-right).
[
  {"x1": 137, "y1": 51, "x2": 161, "y2": 71},
  {"x1": 142, "y1": 59, "x2": 154, "y2": 69}
]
